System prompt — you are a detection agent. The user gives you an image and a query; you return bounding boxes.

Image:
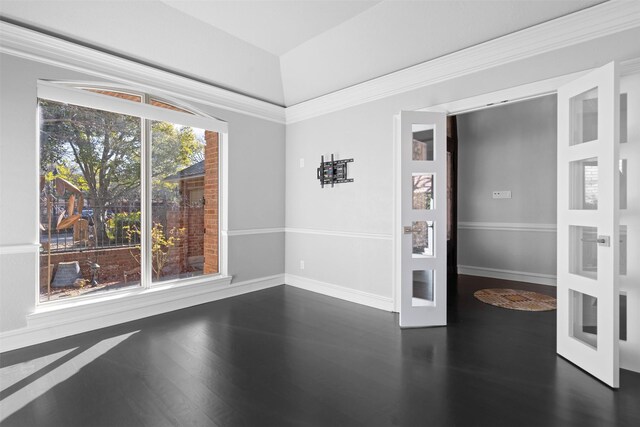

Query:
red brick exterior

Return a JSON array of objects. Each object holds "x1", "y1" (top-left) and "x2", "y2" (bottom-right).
[
  {"x1": 166, "y1": 180, "x2": 205, "y2": 274},
  {"x1": 203, "y1": 131, "x2": 219, "y2": 274},
  {"x1": 40, "y1": 246, "x2": 141, "y2": 289}
]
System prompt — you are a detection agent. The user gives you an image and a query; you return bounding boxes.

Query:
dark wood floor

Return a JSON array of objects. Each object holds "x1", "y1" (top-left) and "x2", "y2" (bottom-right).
[{"x1": 1, "y1": 275, "x2": 639, "y2": 427}]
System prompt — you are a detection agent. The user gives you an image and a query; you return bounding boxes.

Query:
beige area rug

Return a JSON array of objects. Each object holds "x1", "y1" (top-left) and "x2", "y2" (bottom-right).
[{"x1": 473, "y1": 288, "x2": 556, "y2": 312}]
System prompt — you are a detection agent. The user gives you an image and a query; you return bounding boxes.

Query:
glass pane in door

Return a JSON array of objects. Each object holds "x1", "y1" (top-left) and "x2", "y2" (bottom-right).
[
  {"x1": 620, "y1": 293, "x2": 627, "y2": 341},
  {"x1": 571, "y1": 290, "x2": 598, "y2": 348},
  {"x1": 569, "y1": 158, "x2": 598, "y2": 210},
  {"x1": 412, "y1": 270, "x2": 434, "y2": 306},
  {"x1": 570, "y1": 225, "x2": 598, "y2": 279},
  {"x1": 621, "y1": 93, "x2": 628, "y2": 144},
  {"x1": 412, "y1": 173, "x2": 434, "y2": 210},
  {"x1": 620, "y1": 159, "x2": 627, "y2": 209},
  {"x1": 620, "y1": 225, "x2": 627, "y2": 276},
  {"x1": 412, "y1": 125, "x2": 434, "y2": 160},
  {"x1": 570, "y1": 87, "x2": 598, "y2": 145},
  {"x1": 412, "y1": 221, "x2": 434, "y2": 257}
]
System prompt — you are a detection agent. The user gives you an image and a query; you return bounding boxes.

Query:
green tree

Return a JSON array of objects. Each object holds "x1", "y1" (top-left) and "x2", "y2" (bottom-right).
[
  {"x1": 40, "y1": 100, "x2": 141, "y2": 241},
  {"x1": 151, "y1": 121, "x2": 203, "y2": 201},
  {"x1": 40, "y1": 99, "x2": 203, "y2": 242}
]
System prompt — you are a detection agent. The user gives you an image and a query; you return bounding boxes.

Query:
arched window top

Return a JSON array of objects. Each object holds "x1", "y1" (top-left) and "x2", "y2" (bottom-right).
[
  {"x1": 43, "y1": 81, "x2": 212, "y2": 118},
  {"x1": 78, "y1": 85, "x2": 203, "y2": 117},
  {"x1": 85, "y1": 88, "x2": 143, "y2": 104},
  {"x1": 38, "y1": 80, "x2": 227, "y2": 133}
]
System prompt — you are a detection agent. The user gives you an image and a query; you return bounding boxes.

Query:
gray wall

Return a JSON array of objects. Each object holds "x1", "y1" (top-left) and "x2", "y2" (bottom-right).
[
  {"x1": 456, "y1": 95, "x2": 558, "y2": 278},
  {"x1": 285, "y1": 28, "x2": 640, "y2": 300},
  {"x1": 0, "y1": 53, "x2": 285, "y2": 333}
]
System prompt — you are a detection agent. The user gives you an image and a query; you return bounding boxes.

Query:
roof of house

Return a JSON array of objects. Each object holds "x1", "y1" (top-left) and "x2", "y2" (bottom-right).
[{"x1": 164, "y1": 160, "x2": 204, "y2": 182}]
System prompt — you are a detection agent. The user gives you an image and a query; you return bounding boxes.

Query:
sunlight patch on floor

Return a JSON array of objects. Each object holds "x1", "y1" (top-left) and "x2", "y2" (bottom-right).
[{"x1": 0, "y1": 331, "x2": 138, "y2": 421}]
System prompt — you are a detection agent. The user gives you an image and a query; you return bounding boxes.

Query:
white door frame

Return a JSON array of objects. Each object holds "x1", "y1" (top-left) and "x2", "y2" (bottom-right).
[{"x1": 393, "y1": 58, "x2": 640, "y2": 312}]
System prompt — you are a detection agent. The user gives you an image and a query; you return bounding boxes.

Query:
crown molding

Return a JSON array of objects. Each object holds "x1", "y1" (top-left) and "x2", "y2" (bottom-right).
[
  {"x1": 0, "y1": 21, "x2": 286, "y2": 124},
  {"x1": 621, "y1": 57, "x2": 640, "y2": 76},
  {"x1": 286, "y1": 0, "x2": 640, "y2": 124}
]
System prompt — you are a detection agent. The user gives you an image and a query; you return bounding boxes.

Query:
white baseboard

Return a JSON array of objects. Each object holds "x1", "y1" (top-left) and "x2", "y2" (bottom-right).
[
  {"x1": 0, "y1": 274, "x2": 284, "y2": 353},
  {"x1": 458, "y1": 265, "x2": 557, "y2": 287},
  {"x1": 285, "y1": 274, "x2": 393, "y2": 311}
]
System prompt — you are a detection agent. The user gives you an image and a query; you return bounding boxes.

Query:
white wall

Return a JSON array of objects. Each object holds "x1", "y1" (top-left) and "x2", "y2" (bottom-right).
[
  {"x1": 456, "y1": 95, "x2": 558, "y2": 284},
  {"x1": 0, "y1": 53, "x2": 285, "y2": 335},
  {"x1": 285, "y1": 28, "x2": 640, "y2": 308}
]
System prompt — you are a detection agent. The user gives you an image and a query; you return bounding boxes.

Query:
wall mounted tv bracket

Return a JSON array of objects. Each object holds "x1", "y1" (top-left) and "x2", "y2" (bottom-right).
[{"x1": 317, "y1": 154, "x2": 354, "y2": 188}]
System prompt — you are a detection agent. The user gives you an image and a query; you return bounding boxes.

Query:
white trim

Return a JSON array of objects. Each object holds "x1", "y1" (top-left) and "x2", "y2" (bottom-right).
[
  {"x1": 285, "y1": 227, "x2": 392, "y2": 240},
  {"x1": 424, "y1": 58, "x2": 640, "y2": 117},
  {"x1": 219, "y1": 131, "x2": 229, "y2": 277},
  {"x1": 458, "y1": 222, "x2": 557, "y2": 233},
  {"x1": 458, "y1": 265, "x2": 557, "y2": 287},
  {"x1": 63, "y1": 80, "x2": 215, "y2": 118},
  {"x1": 285, "y1": 1, "x2": 640, "y2": 123},
  {"x1": 0, "y1": 21, "x2": 286, "y2": 124},
  {"x1": 38, "y1": 82, "x2": 228, "y2": 133},
  {"x1": 225, "y1": 227, "x2": 285, "y2": 236},
  {"x1": 3, "y1": 6, "x2": 639, "y2": 127},
  {"x1": 0, "y1": 274, "x2": 284, "y2": 352},
  {"x1": 285, "y1": 274, "x2": 393, "y2": 312},
  {"x1": 0, "y1": 243, "x2": 40, "y2": 255},
  {"x1": 422, "y1": 71, "x2": 586, "y2": 116},
  {"x1": 621, "y1": 57, "x2": 640, "y2": 76}
]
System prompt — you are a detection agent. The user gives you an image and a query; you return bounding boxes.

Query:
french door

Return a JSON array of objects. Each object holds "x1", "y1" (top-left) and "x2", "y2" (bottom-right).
[
  {"x1": 557, "y1": 62, "x2": 620, "y2": 388},
  {"x1": 395, "y1": 111, "x2": 447, "y2": 328}
]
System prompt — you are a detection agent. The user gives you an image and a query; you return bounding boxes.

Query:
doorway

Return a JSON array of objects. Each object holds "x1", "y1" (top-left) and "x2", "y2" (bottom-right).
[{"x1": 441, "y1": 69, "x2": 639, "y2": 385}]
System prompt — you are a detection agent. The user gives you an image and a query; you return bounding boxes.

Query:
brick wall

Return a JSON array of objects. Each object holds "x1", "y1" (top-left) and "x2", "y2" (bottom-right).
[
  {"x1": 166, "y1": 193, "x2": 204, "y2": 275},
  {"x1": 40, "y1": 246, "x2": 141, "y2": 289},
  {"x1": 203, "y1": 131, "x2": 219, "y2": 274}
]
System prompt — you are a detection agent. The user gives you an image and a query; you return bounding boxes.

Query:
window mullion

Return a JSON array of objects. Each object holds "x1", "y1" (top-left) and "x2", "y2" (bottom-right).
[{"x1": 141, "y1": 105, "x2": 153, "y2": 289}]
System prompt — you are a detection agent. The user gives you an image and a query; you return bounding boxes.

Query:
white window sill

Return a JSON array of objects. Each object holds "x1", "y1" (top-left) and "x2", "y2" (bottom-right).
[{"x1": 30, "y1": 274, "x2": 232, "y2": 320}]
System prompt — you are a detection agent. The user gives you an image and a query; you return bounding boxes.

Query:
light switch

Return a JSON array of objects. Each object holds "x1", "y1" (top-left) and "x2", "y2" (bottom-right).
[
  {"x1": 492, "y1": 191, "x2": 512, "y2": 199},
  {"x1": 299, "y1": 158, "x2": 305, "y2": 168}
]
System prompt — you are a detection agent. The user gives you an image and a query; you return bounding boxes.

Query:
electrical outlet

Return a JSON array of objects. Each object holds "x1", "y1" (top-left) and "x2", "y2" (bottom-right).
[
  {"x1": 492, "y1": 191, "x2": 512, "y2": 199},
  {"x1": 299, "y1": 158, "x2": 305, "y2": 168},
  {"x1": 300, "y1": 260, "x2": 305, "y2": 270}
]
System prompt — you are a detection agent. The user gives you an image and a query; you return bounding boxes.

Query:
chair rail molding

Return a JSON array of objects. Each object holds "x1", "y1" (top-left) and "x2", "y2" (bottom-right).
[
  {"x1": 285, "y1": 0, "x2": 640, "y2": 123},
  {"x1": 285, "y1": 227, "x2": 393, "y2": 240},
  {"x1": 0, "y1": 21, "x2": 286, "y2": 124},
  {"x1": 457, "y1": 222, "x2": 557, "y2": 233},
  {"x1": 224, "y1": 228, "x2": 285, "y2": 237},
  {"x1": 0, "y1": 243, "x2": 40, "y2": 255}
]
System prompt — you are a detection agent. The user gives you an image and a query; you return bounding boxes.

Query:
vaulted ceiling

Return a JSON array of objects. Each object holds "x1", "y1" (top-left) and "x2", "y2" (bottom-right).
[{"x1": 0, "y1": 0, "x2": 605, "y2": 107}]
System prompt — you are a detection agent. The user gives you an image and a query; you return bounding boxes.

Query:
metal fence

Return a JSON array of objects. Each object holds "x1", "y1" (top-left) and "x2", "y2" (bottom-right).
[
  {"x1": 40, "y1": 201, "x2": 185, "y2": 253},
  {"x1": 40, "y1": 204, "x2": 141, "y2": 253}
]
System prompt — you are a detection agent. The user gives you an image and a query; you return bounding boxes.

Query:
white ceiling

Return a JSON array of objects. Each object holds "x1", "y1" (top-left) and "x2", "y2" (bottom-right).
[
  {"x1": 162, "y1": 0, "x2": 607, "y2": 105},
  {"x1": 0, "y1": 0, "x2": 607, "y2": 106},
  {"x1": 161, "y1": 0, "x2": 383, "y2": 56}
]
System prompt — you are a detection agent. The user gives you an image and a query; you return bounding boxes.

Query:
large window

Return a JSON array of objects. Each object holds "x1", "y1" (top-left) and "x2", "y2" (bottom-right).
[{"x1": 38, "y1": 84, "x2": 224, "y2": 302}]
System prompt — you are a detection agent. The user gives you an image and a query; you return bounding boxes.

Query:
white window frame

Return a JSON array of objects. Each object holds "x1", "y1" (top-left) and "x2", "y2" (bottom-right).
[{"x1": 36, "y1": 81, "x2": 230, "y2": 307}]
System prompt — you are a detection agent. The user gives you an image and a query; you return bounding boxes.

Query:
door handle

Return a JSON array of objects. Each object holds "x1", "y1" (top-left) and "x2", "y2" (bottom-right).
[
  {"x1": 403, "y1": 226, "x2": 413, "y2": 234},
  {"x1": 580, "y1": 236, "x2": 612, "y2": 246}
]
